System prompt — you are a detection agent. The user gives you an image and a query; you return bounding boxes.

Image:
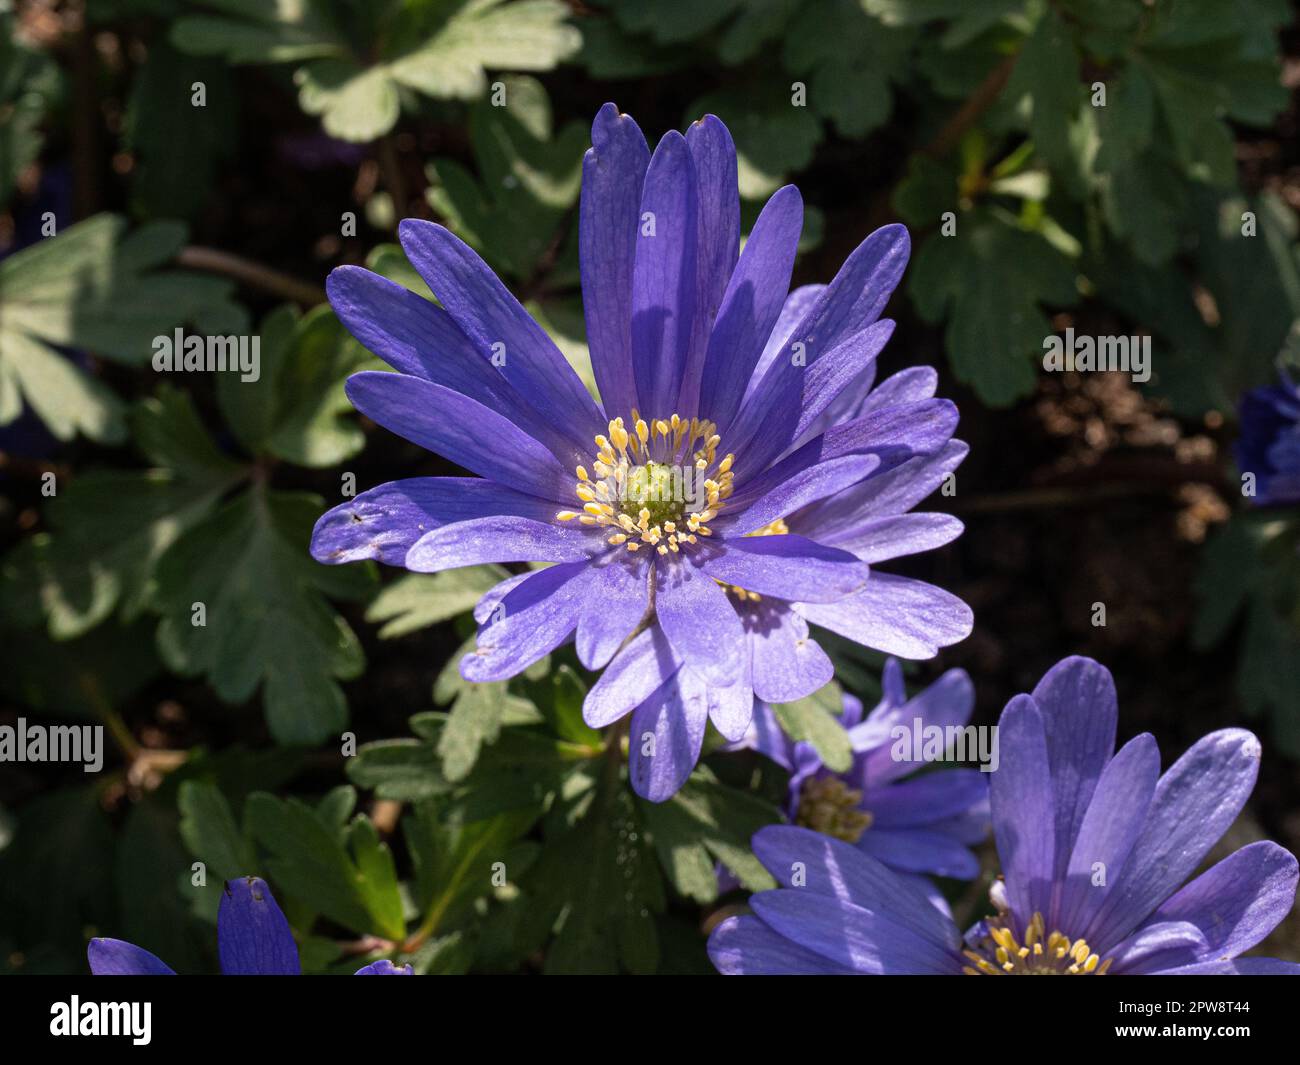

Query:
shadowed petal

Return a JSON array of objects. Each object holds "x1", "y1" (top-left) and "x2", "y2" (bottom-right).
[
  {"x1": 708, "y1": 914, "x2": 854, "y2": 975},
  {"x1": 88, "y1": 938, "x2": 175, "y2": 976},
  {"x1": 311, "y1": 477, "x2": 562, "y2": 567},
  {"x1": 628, "y1": 674, "x2": 709, "y2": 801},
  {"x1": 990, "y1": 695, "x2": 1056, "y2": 928},
  {"x1": 748, "y1": 608, "x2": 833, "y2": 704},
  {"x1": 218, "y1": 877, "x2": 300, "y2": 975},
  {"x1": 345, "y1": 372, "x2": 573, "y2": 502},
  {"x1": 580, "y1": 104, "x2": 650, "y2": 419},
  {"x1": 1147, "y1": 841, "x2": 1299, "y2": 962},
  {"x1": 631, "y1": 131, "x2": 698, "y2": 416},
  {"x1": 398, "y1": 220, "x2": 603, "y2": 445},
  {"x1": 700, "y1": 185, "x2": 803, "y2": 433},
  {"x1": 1085, "y1": 729, "x2": 1263, "y2": 951}
]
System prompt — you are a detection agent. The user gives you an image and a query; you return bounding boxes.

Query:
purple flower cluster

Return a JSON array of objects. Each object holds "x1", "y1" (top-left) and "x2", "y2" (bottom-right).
[
  {"x1": 710, "y1": 657, "x2": 1300, "y2": 975},
  {"x1": 312, "y1": 105, "x2": 971, "y2": 800},
  {"x1": 1238, "y1": 366, "x2": 1300, "y2": 506},
  {"x1": 732, "y1": 658, "x2": 988, "y2": 898}
]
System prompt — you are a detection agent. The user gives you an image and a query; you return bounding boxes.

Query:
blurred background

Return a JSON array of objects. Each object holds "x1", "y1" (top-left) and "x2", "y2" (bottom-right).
[{"x1": 2, "y1": 0, "x2": 1299, "y2": 973}]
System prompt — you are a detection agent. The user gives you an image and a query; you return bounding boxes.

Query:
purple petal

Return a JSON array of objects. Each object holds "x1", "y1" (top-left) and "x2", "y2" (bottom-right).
[
  {"x1": 861, "y1": 366, "x2": 938, "y2": 411},
  {"x1": 796, "y1": 572, "x2": 972, "y2": 659},
  {"x1": 1084, "y1": 729, "x2": 1263, "y2": 950},
  {"x1": 354, "y1": 959, "x2": 413, "y2": 975},
  {"x1": 748, "y1": 283, "x2": 824, "y2": 393},
  {"x1": 461, "y1": 561, "x2": 595, "y2": 682},
  {"x1": 345, "y1": 372, "x2": 572, "y2": 502},
  {"x1": 729, "y1": 320, "x2": 896, "y2": 473},
  {"x1": 829, "y1": 512, "x2": 964, "y2": 564},
  {"x1": 699, "y1": 185, "x2": 803, "y2": 433},
  {"x1": 863, "y1": 769, "x2": 989, "y2": 828},
  {"x1": 327, "y1": 267, "x2": 580, "y2": 465},
  {"x1": 708, "y1": 914, "x2": 853, "y2": 975},
  {"x1": 748, "y1": 608, "x2": 833, "y2": 704},
  {"x1": 1032, "y1": 656, "x2": 1118, "y2": 889},
  {"x1": 990, "y1": 695, "x2": 1056, "y2": 929},
  {"x1": 1107, "y1": 921, "x2": 1209, "y2": 974},
  {"x1": 1058, "y1": 733, "x2": 1159, "y2": 937},
  {"x1": 218, "y1": 877, "x2": 301, "y2": 975},
  {"x1": 312, "y1": 477, "x2": 560, "y2": 567},
  {"x1": 580, "y1": 104, "x2": 650, "y2": 419},
  {"x1": 701, "y1": 534, "x2": 870, "y2": 604},
  {"x1": 631, "y1": 131, "x2": 698, "y2": 417},
  {"x1": 677, "y1": 114, "x2": 740, "y2": 416},
  {"x1": 398, "y1": 220, "x2": 603, "y2": 443},
  {"x1": 406, "y1": 516, "x2": 594, "y2": 572},
  {"x1": 583, "y1": 625, "x2": 678, "y2": 728},
  {"x1": 655, "y1": 558, "x2": 745, "y2": 687},
  {"x1": 732, "y1": 700, "x2": 796, "y2": 769},
  {"x1": 795, "y1": 440, "x2": 967, "y2": 540},
  {"x1": 1147, "y1": 841, "x2": 1299, "y2": 961},
  {"x1": 750, "y1": 891, "x2": 963, "y2": 974},
  {"x1": 857, "y1": 668, "x2": 975, "y2": 783},
  {"x1": 87, "y1": 938, "x2": 176, "y2": 976},
  {"x1": 574, "y1": 553, "x2": 651, "y2": 669},
  {"x1": 751, "y1": 825, "x2": 962, "y2": 952},
  {"x1": 855, "y1": 826, "x2": 981, "y2": 880},
  {"x1": 725, "y1": 454, "x2": 881, "y2": 537},
  {"x1": 628, "y1": 674, "x2": 709, "y2": 801}
]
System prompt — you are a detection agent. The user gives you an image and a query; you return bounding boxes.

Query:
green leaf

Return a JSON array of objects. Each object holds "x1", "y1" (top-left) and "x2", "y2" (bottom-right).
[
  {"x1": 770, "y1": 680, "x2": 853, "y2": 772},
  {"x1": 639, "y1": 770, "x2": 780, "y2": 902},
  {"x1": 0, "y1": 387, "x2": 243, "y2": 640},
  {"x1": 178, "y1": 780, "x2": 255, "y2": 881},
  {"x1": 365, "y1": 566, "x2": 509, "y2": 639},
  {"x1": 426, "y1": 76, "x2": 586, "y2": 280},
  {"x1": 246, "y1": 792, "x2": 402, "y2": 939},
  {"x1": 909, "y1": 210, "x2": 1078, "y2": 404},
  {"x1": 153, "y1": 486, "x2": 371, "y2": 744},
  {"x1": 125, "y1": 40, "x2": 236, "y2": 219},
  {"x1": 520, "y1": 775, "x2": 663, "y2": 974},
  {"x1": 217, "y1": 304, "x2": 377, "y2": 467},
  {"x1": 687, "y1": 85, "x2": 823, "y2": 200},
  {"x1": 0, "y1": 214, "x2": 245, "y2": 441},
  {"x1": 1004, "y1": 8, "x2": 1083, "y2": 179},
  {"x1": 404, "y1": 799, "x2": 536, "y2": 934},
  {"x1": 0, "y1": 22, "x2": 61, "y2": 206}
]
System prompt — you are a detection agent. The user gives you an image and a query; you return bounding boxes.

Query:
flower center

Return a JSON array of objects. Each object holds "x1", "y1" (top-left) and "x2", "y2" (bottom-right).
[
  {"x1": 557, "y1": 412, "x2": 734, "y2": 556},
  {"x1": 963, "y1": 911, "x2": 1112, "y2": 975},
  {"x1": 795, "y1": 776, "x2": 872, "y2": 843}
]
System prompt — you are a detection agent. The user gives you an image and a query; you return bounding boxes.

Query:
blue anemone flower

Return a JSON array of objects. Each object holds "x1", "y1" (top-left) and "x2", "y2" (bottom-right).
[
  {"x1": 709, "y1": 657, "x2": 1300, "y2": 975},
  {"x1": 87, "y1": 877, "x2": 411, "y2": 976},
  {"x1": 1237, "y1": 366, "x2": 1300, "y2": 506},
  {"x1": 311, "y1": 105, "x2": 971, "y2": 800},
  {"x1": 731, "y1": 658, "x2": 988, "y2": 892}
]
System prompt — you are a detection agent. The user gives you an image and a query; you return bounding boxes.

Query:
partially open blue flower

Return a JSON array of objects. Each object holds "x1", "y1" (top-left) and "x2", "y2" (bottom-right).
[
  {"x1": 87, "y1": 877, "x2": 411, "y2": 976},
  {"x1": 312, "y1": 105, "x2": 970, "y2": 800},
  {"x1": 1237, "y1": 366, "x2": 1300, "y2": 506},
  {"x1": 709, "y1": 657, "x2": 1300, "y2": 975},
  {"x1": 731, "y1": 658, "x2": 988, "y2": 891}
]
